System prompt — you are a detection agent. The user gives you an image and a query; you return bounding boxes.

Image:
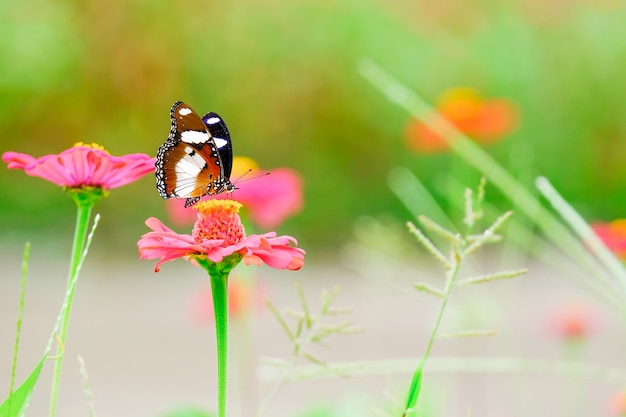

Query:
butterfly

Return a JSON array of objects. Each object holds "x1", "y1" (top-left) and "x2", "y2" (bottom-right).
[{"x1": 156, "y1": 101, "x2": 236, "y2": 208}]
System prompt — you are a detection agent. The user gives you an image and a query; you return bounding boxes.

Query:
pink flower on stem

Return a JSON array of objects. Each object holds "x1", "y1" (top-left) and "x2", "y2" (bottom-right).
[
  {"x1": 138, "y1": 199, "x2": 304, "y2": 417},
  {"x1": 138, "y1": 199, "x2": 305, "y2": 272},
  {"x1": 3, "y1": 142, "x2": 155, "y2": 191},
  {"x1": 165, "y1": 156, "x2": 303, "y2": 229},
  {"x1": 3, "y1": 142, "x2": 155, "y2": 416}
]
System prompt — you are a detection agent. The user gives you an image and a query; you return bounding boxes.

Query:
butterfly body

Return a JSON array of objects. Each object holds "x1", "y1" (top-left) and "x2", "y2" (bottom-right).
[{"x1": 156, "y1": 101, "x2": 235, "y2": 207}]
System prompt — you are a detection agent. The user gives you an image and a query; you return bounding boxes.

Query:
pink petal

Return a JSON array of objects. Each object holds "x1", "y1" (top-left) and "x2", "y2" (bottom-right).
[
  {"x1": 90, "y1": 153, "x2": 155, "y2": 188},
  {"x1": 2, "y1": 152, "x2": 36, "y2": 169},
  {"x1": 243, "y1": 254, "x2": 264, "y2": 266},
  {"x1": 145, "y1": 217, "x2": 177, "y2": 234},
  {"x1": 241, "y1": 234, "x2": 305, "y2": 270},
  {"x1": 4, "y1": 151, "x2": 74, "y2": 186},
  {"x1": 138, "y1": 217, "x2": 233, "y2": 271},
  {"x1": 248, "y1": 245, "x2": 305, "y2": 270}
]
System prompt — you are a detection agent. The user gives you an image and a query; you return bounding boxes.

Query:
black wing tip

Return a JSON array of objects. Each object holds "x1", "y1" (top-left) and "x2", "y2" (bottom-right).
[
  {"x1": 203, "y1": 111, "x2": 221, "y2": 118},
  {"x1": 170, "y1": 101, "x2": 182, "y2": 110}
]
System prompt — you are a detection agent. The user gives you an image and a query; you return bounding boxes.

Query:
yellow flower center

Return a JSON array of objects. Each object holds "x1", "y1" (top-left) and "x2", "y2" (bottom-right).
[
  {"x1": 73, "y1": 142, "x2": 109, "y2": 153},
  {"x1": 192, "y1": 200, "x2": 245, "y2": 245}
]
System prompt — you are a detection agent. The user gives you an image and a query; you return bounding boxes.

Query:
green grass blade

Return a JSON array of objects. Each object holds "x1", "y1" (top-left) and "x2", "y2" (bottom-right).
[
  {"x1": 403, "y1": 365, "x2": 422, "y2": 417},
  {"x1": 0, "y1": 356, "x2": 46, "y2": 417},
  {"x1": 9, "y1": 242, "x2": 30, "y2": 397}
]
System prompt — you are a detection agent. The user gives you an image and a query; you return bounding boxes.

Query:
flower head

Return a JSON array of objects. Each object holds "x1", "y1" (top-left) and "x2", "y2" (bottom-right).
[
  {"x1": 138, "y1": 199, "x2": 305, "y2": 272},
  {"x1": 165, "y1": 156, "x2": 304, "y2": 229},
  {"x1": 3, "y1": 143, "x2": 155, "y2": 191},
  {"x1": 404, "y1": 87, "x2": 518, "y2": 153},
  {"x1": 592, "y1": 219, "x2": 626, "y2": 259}
]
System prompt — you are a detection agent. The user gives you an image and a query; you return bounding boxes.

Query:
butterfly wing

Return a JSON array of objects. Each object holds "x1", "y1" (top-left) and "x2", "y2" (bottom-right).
[
  {"x1": 156, "y1": 101, "x2": 228, "y2": 207},
  {"x1": 202, "y1": 112, "x2": 233, "y2": 179}
]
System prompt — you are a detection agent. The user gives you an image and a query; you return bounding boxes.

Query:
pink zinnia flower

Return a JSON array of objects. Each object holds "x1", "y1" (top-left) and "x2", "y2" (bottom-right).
[
  {"x1": 404, "y1": 87, "x2": 518, "y2": 153},
  {"x1": 138, "y1": 199, "x2": 305, "y2": 272},
  {"x1": 2, "y1": 142, "x2": 155, "y2": 191},
  {"x1": 165, "y1": 156, "x2": 304, "y2": 229},
  {"x1": 140, "y1": 199, "x2": 304, "y2": 417},
  {"x1": 591, "y1": 219, "x2": 626, "y2": 259}
]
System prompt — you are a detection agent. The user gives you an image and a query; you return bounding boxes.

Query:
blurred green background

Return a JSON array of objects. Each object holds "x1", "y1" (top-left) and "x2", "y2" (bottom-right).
[{"x1": 2, "y1": 0, "x2": 626, "y2": 255}]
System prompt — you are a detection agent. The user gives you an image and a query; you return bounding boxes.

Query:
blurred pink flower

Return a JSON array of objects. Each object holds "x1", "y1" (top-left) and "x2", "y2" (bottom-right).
[
  {"x1": 2, "y1": 142, "x2": 155, "y2": 190},
  {"x1": 165, "y1": 157, "x2": 303, "y2": 229},
  {"x1": 549, "y1": 301, "x2": 596, "y2": 340},
  {"x1": 191, "y1": 277, "x2": 265, "y2": 323},
  {"x1": 138, "y1": 200, "x2": 305, "y2": 272},
  {"x1": 592, "y1": 220, "x2": 626, "y2": 259},
  {"x1": 235, "y1": 167, "x2": 303, "y2": 228},
  {"x1": 607, "y1": 389, "x2": 626, "y2": 415},
  {"x1": 404, "y1": 87, "x2": 518, "y2": 153}
]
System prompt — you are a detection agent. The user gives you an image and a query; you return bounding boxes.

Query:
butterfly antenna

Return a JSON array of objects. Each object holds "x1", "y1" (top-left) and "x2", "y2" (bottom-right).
[{"x1": 232, "y1": 169, "x2": 270, "y2": 186}]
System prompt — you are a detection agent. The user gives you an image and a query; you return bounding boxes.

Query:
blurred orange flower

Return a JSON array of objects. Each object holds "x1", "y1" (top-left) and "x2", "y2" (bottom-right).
[
  {"x1": 549, "y1": 301, "x2": 596, "y2": 341},
  {"x1": 404, "y1": 87, "x2": 518, "y2": 153},
  {"x1": 591, "y1": 219, "x2": 626, "y2": 259},
  {"x1": 607, "y1": 389, "x2": 626, "y2": 416}
]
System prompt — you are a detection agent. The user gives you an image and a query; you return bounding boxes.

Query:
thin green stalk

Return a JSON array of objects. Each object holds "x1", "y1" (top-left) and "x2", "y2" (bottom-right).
[
  {"x1": 404, "y1": 258, "x2": 461, "y2": 415},
  {"x1": 257, "y1": 301, "x2": 302, "y2": 417},
  {"x1": 536, "y1": 176, "x2": 626, "y2": 292},
  {"x1": 261, "y1": 356, "x2": 626, "y2": 384},
  {"x1": 8, "y1": 242, "x2": 31, "y2": 413},
  {"x1": 259, "y1": 286, "x2": 350, "y2": 417},
  {"x1": 49, "y1": 202, "x2": 92, "y2": 417},
  {"x1": 209, "y1": 267, "x2": 229, "y2": 417},
  {"x1": 78, "y1": 356, "x2": 97, "y2": 417},
  {"x1": 257, "y1": 359, "x2": 296, "y2": 417}
]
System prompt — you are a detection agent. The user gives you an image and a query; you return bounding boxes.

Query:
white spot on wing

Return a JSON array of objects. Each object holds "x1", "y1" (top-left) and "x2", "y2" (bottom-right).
[
  {"x1": 173, "y1": 148, "x2": 207, "y2": 197},
  {"x1": 179, "y1": 107, "x2": 192, "y2": 116},
  {"x1": 176, "y1": 158, "x2": 203, "y2": 177},
  {"x1": 214, "y1": 137, "x2": 228, "y2": 149},
  {"x1": 205, "y1": 116, "x2": 221, "y2": 125},
  {"x1": 181, "y1": 130, "x2": 210, "y2": 144}
]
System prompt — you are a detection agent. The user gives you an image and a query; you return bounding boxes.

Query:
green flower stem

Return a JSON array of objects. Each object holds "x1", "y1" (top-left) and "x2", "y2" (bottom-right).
[
  {"x1": 211, "y1": 270, "x2": 228, "y2": 417},
  {"x1": 49, "y1": 197, "x2": 93, "y2": 417},
  {"x1": 197, "y1": 256, "x2": 240, "y2": 417},
  {"x1": 404, "y1": 260, "x2": 460, "y2": 416}
]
